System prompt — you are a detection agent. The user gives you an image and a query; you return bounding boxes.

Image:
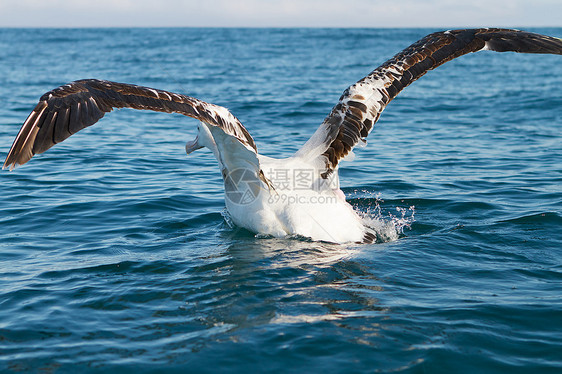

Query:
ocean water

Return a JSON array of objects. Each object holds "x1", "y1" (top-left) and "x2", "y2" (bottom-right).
[{"x1": 0, "y1": 28, "x2": 561, "y2": 373}]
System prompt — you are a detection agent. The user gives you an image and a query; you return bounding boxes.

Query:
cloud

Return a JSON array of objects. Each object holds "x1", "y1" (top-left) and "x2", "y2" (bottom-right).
[{"x1": 0, "y1": 0, "x2": 560, "y2": 27}]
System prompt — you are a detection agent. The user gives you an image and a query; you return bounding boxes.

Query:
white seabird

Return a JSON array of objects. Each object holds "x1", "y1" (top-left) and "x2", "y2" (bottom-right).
[{"x1": 3, "y1": 29, "x2": 562, "y2": 243}]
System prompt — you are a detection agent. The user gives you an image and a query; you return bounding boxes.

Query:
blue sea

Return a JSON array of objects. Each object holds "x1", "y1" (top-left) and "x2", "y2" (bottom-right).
[{"x1": 0, "y1": 28, "x2": 561, "y2": 373}]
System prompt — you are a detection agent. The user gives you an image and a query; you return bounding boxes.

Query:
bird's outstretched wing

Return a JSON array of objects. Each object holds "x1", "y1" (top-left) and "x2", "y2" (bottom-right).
[
  {"x1": 296, "y1": 28, "x2": 562, "y2": 177},
  {"x1": 3, "y1": 79, "x2": 257, "y2": 170}
]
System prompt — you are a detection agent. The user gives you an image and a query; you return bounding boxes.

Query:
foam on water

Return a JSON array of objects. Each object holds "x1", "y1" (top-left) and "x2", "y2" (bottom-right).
[{"x1": 354, "y1": 191, "x2": 416, "y2": 243}]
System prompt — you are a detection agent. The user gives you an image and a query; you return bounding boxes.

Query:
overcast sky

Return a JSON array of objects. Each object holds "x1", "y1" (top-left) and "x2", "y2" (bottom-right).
[{"x1": 0, "y1": 0, "x2": 560, "y2": 28}]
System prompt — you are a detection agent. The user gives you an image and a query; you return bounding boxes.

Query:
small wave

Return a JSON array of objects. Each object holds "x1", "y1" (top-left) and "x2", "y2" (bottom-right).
[{"x1": 499, "y1": 211, "x2": 561, "y2": 224}]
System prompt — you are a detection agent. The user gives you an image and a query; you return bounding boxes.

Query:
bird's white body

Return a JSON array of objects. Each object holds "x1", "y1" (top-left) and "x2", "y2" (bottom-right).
[
  {"x1": 199, "y1": 123, "x2": 366, "y2": 242},
  {"x1": 227, "y1": 155, "x2": 365, "y2": 243}
]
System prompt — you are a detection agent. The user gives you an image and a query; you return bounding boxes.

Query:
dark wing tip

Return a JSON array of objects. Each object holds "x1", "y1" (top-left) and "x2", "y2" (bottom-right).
[
  {"x1": 3, "y1": 81, "x2": 113, "y2": 170},
  {"x1": 449, "y1": 28, "x2": 562, "y2": 55},
  {"x1": 3, "y1": 101, "x2": 47, "y2": 170}
]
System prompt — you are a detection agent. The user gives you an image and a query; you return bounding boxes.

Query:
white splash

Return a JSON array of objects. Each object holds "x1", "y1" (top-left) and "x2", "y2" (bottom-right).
[{"x1": 356, "y1": 192, "x2": 415, "y2": 243}]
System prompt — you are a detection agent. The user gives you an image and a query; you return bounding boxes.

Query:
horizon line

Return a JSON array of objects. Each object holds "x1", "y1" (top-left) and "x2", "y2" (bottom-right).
[{"x1": 1, "y1": 25, "x2": 561, "y2": 29}]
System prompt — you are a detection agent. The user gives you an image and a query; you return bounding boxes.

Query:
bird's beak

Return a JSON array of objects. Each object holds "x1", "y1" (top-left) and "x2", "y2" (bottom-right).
[{"x1": 185, "y1": 136, "x2": 203, "y2": 155}]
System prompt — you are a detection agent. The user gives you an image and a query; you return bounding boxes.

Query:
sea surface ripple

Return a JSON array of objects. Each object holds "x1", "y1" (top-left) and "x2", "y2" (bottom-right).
[{"x1": 0, "y1": 28, "x2": 561, "y2": 373}]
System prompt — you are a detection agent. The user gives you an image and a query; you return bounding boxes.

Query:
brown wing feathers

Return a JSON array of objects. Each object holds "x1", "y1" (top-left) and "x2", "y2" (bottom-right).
[
  {"x1": 4, "y1": 29, "x2": 561, "y2": 172},
  {"x1": 3, "y1": 79, "x2": 256, "y2": 170},
  {"x1": 320, "y1": 28, "x2": 562, "y2": 176}
]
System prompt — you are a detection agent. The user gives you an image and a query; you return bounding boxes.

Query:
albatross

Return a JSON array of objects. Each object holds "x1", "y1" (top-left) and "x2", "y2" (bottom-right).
[{"x1": 3, "y1": 28, "x2": 562, "y2": 243}]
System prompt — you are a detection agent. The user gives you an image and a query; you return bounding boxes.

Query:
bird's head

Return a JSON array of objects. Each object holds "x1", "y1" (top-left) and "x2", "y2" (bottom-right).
[{"x1": 185, "y1": 122, "x2": 213, "y2": 155}]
